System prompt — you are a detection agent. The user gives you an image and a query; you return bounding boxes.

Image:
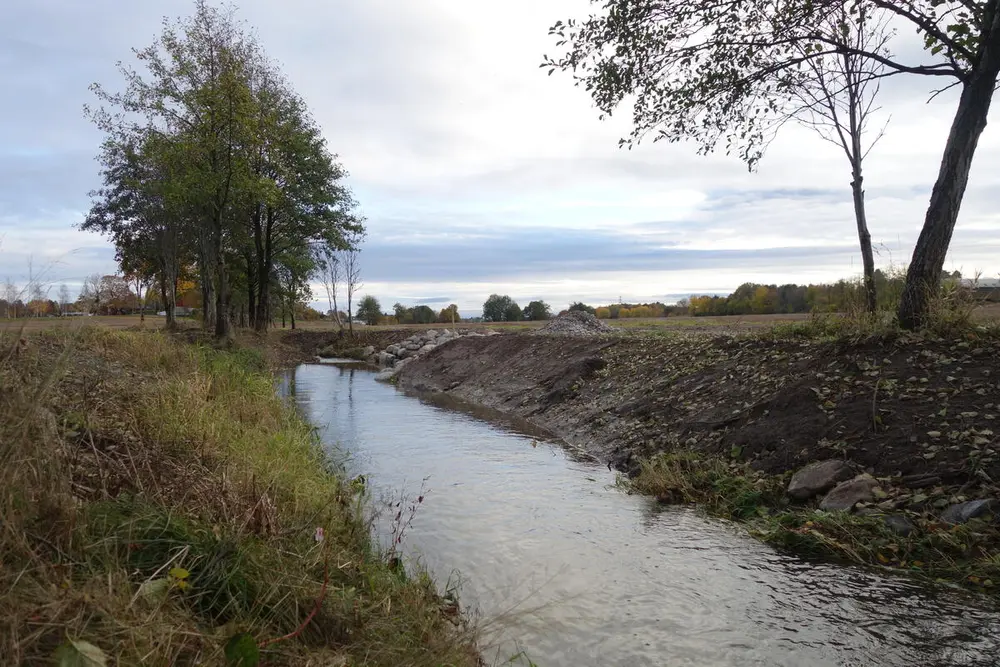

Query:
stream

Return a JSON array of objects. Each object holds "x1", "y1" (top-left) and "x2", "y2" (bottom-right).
[{"x1": 282, "y1": 361, "x2": 1000, "y2": 667}]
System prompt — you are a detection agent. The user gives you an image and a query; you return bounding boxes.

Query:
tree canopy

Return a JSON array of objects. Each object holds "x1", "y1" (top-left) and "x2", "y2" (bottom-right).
[
  {"x1": 356, "y1": 295, "x2": 382, "y2": 325},
  {"x1": 83, "y1": 1, "x2": 362, "y2": 335},
  {"x1": 482, "y1": 294, "x2": 522, "y2": 322}
]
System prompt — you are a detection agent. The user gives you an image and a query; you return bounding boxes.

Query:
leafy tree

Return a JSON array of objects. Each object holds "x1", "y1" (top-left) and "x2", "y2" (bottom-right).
[
  {"x1": 523, "y1": 300, "x2": 552, "y2": 321},
  {"x1": 411, "y1": 305, "x2": 437, "y2": 324},
  {"x1": 357, "y1": 295, "x2": 382, "y2": 326},
  {"x1": 544, "y1": 0, "x2": 1000, "y2": 328},
  {"x1": 393, "y1": 302, "x2": 410, "y2": 324},
  {"x1": 505, "y1": 302, "x2": 523, "y2": 322},
  {"x1": 438, "y1": 304, "x2": 460, "y2": 324},
  {"x1": 85, "y1": 1, "x2": 361, "y2": 337},
  {"x1": 568, "y1": 302, "x2": 596, "y2": 315},
  {"x1": 482, "y1": 294, "x2": 519, "y2": 322}
]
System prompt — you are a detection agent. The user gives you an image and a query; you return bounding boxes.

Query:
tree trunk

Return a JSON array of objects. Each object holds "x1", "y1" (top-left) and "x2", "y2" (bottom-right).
[
  {"x1": 851, "y1": 170, "x2": 877, "y2": 313},
  {"x1": 164, "y1": 267, "x2": 177, "y2": 330},
  {"x1": 290, "y1": 301, "x2": 296, "y2": 330},
  {"x1": 215, "y1": 257, "x2": 231, "y2": 339},
  {"x1": 898, "y1": 23, "x2": 1000, "y2": 329},
  {"x1": 253, "y1": 206, "x2": 273, "y2": 333}
]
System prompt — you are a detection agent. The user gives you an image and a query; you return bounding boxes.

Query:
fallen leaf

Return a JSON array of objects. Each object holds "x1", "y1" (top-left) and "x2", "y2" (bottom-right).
[{"x1": 53, "y1": 639, "x2": 108, "y2": 667}]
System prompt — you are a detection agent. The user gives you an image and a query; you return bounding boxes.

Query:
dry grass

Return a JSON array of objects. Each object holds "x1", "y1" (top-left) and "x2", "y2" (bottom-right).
[
  {"x1": 0, "y1": 326, "x2": 479, "y2": 666},
  {"x1": 627, "y1": 452, "x2": 1000, "y2": 589},
  {"x1": 3, "y1": 302, "x2": 996, "y2": 335}
]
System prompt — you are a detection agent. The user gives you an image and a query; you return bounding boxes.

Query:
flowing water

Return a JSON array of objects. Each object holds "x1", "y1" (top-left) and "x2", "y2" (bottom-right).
[{"x1": 283, "y1": 362, "x2": 1000, "y2": 667}]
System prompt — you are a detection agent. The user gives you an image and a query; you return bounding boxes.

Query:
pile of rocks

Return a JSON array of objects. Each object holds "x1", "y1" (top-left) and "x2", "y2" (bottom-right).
[
  {"x1": 373, "y1": 328, "x2": 498, "y2": 382},
  {"x1": 535, "y1": 311, "x2": 614, "y2": 336},
  {"x1": 787, "y1": 459, "x2": 998, "y2": 535}
]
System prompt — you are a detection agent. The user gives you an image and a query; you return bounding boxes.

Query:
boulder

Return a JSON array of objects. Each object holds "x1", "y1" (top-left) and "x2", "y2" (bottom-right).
[
  {"x1": 398, "y1": 348, "x2": 415, "y2": 359},
  {"x1": 940, "y1": 499, "x2": 999, "y2": 525},
  {"x1": 884, "y1": 514, "x2": 917, "y2": 537},
  {"x1": 405, "y1": 341, "x2": 421, "y2": 351},
  {"x1": 425, "y1": 329, "x2": 439, "y2": 339},
  {"x1": 374, "y1": 369, "x2": 397, "y2": 383},
  {"x1": 787, "y1": 460, "x2": 855, "y2": 501},
  {"x1": 377, "y1": 351, "x2": 396, "y2": 367},
  {"x1": 819, "y1": 474, "x2": 879, "y2": 512},
  {"x1": 387, "y1": 344, "x2": 401, "y2": 356},
  {"x1": 362, "y1": 345, "x2": 376, "y2": 358},
  {"x1": 419, "y1": 343, "x2": 437, "y2": 354}
]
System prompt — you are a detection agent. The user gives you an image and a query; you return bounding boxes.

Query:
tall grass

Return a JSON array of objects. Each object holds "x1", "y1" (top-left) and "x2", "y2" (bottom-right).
[{"x1": 0, "y1": 326, "x2": 479, "y2": 665}]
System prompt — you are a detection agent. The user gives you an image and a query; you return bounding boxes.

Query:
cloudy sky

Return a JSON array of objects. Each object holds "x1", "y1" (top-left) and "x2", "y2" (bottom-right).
[{"x1": 1, "y1": 0, "x2": 997, "y2": 315}]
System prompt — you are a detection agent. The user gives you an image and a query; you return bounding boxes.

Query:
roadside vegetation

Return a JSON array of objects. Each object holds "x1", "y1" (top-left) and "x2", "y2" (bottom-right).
[{"x1": 0, "y1": 326, "x2": 478, "y2": 665}]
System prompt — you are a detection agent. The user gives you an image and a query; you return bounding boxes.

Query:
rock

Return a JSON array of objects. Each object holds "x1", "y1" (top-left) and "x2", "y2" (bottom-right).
[
  {"x1": 884, "y1": 514, "x2": 917, "y2": 537},
  {"x1": 535, "y1": 311, "x2": 613, "y2": 336},
  {"x1": 787, "y1": 460, "x2": 856, "y2": 501},
  {"x1": 418, "y1": 343, "x2": 437, "y2": 354},
  {"x1": 939, "y1": 499, "x2": 999, "y2": 525},
  {"x1": 398, "y1": 348, "x2": 414, "y2": 359},
  {"x1": 405, "y1": 342, "x2": 421, "y2": 351},
  {"x1": 362, "y1": 345, "x2": 376, "y2": 357},
  {"x1": 425, "y1": 329, "x2": 438, "y2": 339},
  {"x1": 819, "y1": 474, "x2": 879, "y2": 512},
  {"x1": 387, "y1": 344, "x2": 401, "y2": 356},
  {"x1": 377, "y1": 351, "x2": 396, "y2": 367},
  {"x1": 374, "y1": 369, "x2": 397, "y2": 383}
]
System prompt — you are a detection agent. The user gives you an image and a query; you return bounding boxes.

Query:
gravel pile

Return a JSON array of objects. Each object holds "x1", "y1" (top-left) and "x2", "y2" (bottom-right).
[{"x1": 536, "y1": 311, "x2": 614, "y2": 336}]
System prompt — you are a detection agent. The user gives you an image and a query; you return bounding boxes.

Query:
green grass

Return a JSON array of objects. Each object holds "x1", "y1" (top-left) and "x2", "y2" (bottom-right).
[
  {"x1": 625, "y1": 452, "x2": 1000, "y2": 591},
  {"x1": 0, "y1": 327, "x2": 479, "y2": 665}
]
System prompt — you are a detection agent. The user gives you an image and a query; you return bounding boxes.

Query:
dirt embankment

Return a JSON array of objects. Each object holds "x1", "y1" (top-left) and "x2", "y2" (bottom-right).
[{"x1": 397, "y1": 331, "x2": 1000, "y2": 487}]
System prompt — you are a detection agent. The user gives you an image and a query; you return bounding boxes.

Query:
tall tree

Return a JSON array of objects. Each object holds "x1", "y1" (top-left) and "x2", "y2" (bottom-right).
[
  {"x1": 356, "y1": 295, "x2": 382, "y2": 326},
  {"x1": 544, "y1": 0, "x2": 1000, "y2": 328},
  {"x1": 85, "y1": 1, "x2": 362, "y2": 335},
  {"x1": 789, "y1": 7, "x2": 892, "y2": 314},
  {"x1": 57, "y1": 284, "x2": 72, "y2": 316},
  {"x1": 343, "y1": 237, "x2": 363, "y2": 335}
]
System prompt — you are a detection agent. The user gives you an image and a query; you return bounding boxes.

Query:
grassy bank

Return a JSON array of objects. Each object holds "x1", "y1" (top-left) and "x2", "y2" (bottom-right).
[
  {"x1": 0, "y1": 327, "x2": 478, "y2": 665},
  {"x1": 627, "y1": 452, "x2": 1000, "y2": 590}
]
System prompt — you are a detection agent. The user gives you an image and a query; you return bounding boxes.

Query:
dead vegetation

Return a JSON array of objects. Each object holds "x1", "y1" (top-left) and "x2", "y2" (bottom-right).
[{"x1": 0, "y1": 326, "x2": 479, "y2": 665}]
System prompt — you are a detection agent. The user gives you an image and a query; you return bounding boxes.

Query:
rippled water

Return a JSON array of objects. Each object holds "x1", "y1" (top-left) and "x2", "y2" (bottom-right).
[{"x1": 283, "y1": 363, "x2": 1000, "y2": 667}]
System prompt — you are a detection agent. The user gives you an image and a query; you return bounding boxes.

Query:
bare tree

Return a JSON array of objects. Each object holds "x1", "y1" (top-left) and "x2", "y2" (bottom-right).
[
  {"x1": 319, "y1": 247, "x2": 344, "y2": 330},
  {"x1": 80, "y1": 274, "x2": 103, "y2": 314},
  {"x1": 344, "y1": 238, "x2": 363, "y2": 336},
  {"x1": 2, "y1": 278, "x2": 18, "y2": 318},
  {"x1": 57, "y1": 284, "x2": 72, "y2": 316},
  {"x1": 790, "y1": 8, "x2": 892, "y2": 314}
]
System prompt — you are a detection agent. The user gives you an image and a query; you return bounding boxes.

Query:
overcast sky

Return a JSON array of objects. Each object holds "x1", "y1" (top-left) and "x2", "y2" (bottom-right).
[{"x1": 1, "y1": 0, "x2": 997, "y2": 315}]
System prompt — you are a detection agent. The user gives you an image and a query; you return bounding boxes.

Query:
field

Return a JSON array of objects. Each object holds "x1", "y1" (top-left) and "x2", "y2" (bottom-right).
[{"x1": 3, "y1": 302, "x2": 999, "y2": 334}]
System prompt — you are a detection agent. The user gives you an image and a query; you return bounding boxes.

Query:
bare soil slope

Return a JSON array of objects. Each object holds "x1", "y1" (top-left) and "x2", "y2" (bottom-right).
[{"x1": 398, "y1": 331, "x2": 1000, "y2": 488}]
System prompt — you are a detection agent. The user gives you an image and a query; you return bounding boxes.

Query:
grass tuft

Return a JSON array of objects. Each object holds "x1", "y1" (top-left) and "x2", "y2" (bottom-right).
[
  {"x1": 626, "y1": 451, "x2": 1000, "y2": 590},
  {"x1": 0, "y1": 326, "x2": 479, "y2": 665}
]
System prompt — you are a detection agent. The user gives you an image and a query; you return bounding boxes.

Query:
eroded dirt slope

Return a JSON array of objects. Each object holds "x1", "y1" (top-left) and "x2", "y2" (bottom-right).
[{"x1": 397, "y1": 331, "x2": 1000, "y2": 487}]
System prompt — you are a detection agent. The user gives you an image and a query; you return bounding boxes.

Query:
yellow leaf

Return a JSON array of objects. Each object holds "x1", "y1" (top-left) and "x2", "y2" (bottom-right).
[
  {"x1": 168, "y1": 567, "x2": 190, "y2": 580},
  {"x1": 911, "y1": 560, "x2": 924, "y2": 568},
  {"x1": 876, "y1": 553, "x2": 889, "y2": 564},
  {"x1": 175, "y1": 580, "x2": 189, "y2": 590}
]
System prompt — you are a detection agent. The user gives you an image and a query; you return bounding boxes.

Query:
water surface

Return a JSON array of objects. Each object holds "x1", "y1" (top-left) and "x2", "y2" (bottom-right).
[{"x1": 284, "y1": 363, "x2": 1000, "y2": 667}]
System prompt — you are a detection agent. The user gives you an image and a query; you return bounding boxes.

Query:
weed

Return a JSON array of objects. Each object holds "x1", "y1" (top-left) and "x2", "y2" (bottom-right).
[{"x1": 0, "y1": 327, "x2": 479, "y2": 665}]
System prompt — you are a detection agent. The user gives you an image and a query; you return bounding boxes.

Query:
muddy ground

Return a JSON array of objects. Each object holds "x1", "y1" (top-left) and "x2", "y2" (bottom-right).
[{"x1": 395, "y1": 330, "x2": 1000, "y2": 492}]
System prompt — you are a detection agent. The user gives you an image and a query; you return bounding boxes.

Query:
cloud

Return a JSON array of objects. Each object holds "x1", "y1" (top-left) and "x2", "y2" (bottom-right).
[{"x1": 1, "y1": 0, "x2": 997, "y2": 316}]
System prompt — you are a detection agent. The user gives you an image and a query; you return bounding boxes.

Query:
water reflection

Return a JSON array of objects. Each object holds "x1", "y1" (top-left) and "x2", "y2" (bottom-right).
[{"x1": 284, "y1": 363, "x2": 1000, "y2": 667}]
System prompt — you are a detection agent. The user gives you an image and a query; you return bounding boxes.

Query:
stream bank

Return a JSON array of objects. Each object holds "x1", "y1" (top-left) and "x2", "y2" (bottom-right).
[
  {"x1": 1, "y1": 327, "x2": 478, "y2": 666},
  {"x1": 393, "y1": 326, "x2": 1000, "y2": 588}
]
